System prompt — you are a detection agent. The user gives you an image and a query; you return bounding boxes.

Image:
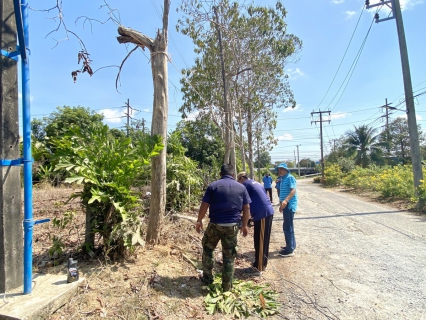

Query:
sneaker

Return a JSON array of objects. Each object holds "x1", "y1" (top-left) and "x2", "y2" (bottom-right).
[
  {"x1": 243, "y1": 267, "x2": 262, "y2": 276},
  {"x1": 278, "y1": 249, "x2": 294, "y2": 257}
]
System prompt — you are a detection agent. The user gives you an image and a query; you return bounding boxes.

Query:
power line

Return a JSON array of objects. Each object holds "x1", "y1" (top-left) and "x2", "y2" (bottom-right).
[
  {"x1": 328, "y1": 8, "x2": 379, "y2": 112},
  {"x1": 316, "y1": 5, "x2": 365, "y2": 111},
  {"x1": 150, "y1": 0, "x2": 190, "y2": 69}
]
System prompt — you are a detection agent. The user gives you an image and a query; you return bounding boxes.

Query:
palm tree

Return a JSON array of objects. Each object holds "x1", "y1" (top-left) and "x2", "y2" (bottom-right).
[{"x1": 345, "y1": 125, "x2": 387, "y2": 168}]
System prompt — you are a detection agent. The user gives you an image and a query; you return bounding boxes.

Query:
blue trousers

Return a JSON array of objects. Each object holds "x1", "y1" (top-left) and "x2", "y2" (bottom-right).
[{"x1": 282, "y1": 206, "x2": 296, "y2": 252}]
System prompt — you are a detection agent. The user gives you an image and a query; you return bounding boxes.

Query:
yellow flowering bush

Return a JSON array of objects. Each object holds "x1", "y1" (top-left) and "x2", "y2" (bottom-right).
[
  {"x1": 377, "y1": 165, "x2": 414, "y2": 198},
  {"x1": 323, "y1": 163, "x2": 344, "y2": 186},
  {"x1": 342, "y1": 166, "x2": 373, "y2": 190},
  {"x1": 413, "y1": 168, "x2": 426, "y2": 207},
  {"x1": 343, "y1": 164, "x2": 417, "y2": 199}
]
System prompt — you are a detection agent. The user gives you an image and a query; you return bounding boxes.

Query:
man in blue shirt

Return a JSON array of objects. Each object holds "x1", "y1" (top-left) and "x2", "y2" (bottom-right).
[
  {"x1": 277, "y1": 163, "x2": 298, "y2": 257},
  {"x1": 262, "y1": 172, "x2": 273, "y2": 203},
  {"x1": 237, "y1": 172, "x2": 274, "y2": 276},
  {"x1": 196, "y1": 164, "x2": 251, "y2": 291}
]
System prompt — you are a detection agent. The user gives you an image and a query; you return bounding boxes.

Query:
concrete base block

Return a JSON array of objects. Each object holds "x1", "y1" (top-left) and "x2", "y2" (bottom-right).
[{"x1": 0, "y1": 274, "x2": 84, "y2": 320}]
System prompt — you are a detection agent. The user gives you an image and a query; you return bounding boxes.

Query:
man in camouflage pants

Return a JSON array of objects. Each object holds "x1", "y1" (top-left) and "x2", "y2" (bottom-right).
[{"x1": 196, "y1": 164, "x2": 251, "y2": 291}]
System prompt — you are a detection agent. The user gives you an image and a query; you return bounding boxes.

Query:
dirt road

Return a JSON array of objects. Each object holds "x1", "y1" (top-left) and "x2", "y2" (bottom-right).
[{"x1": 257, "y1": 179, "x2": 426, "y2": 319}]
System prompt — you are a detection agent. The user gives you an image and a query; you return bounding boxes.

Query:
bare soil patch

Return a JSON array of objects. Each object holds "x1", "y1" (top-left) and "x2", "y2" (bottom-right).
[{"x1": 31, "y1": 186, "x2": 272, "y2": 319}]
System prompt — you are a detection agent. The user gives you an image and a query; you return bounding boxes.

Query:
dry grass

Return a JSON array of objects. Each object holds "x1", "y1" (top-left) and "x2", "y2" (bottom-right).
[{"x1": 31, "y1": 186, "x2": 259, "y2": 320}]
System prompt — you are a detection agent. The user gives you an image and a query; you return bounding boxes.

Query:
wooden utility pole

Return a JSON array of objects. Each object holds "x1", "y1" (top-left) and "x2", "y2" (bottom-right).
[
  {"x1": 117, "y1": 0, "x2": 170, "y2": 243},
  {"x1": 0, "y1": 0, "x2": 23, "y2": 291},
  {"x1": 311, "y1": 110, "x2": 331, "y2": 184},
  {"x1": 367, "y1": 0, "x2": 424, "y2": 208}
]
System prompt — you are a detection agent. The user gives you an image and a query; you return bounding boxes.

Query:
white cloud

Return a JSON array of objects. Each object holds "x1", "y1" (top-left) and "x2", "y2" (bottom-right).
[
  {"x1": 332, "y1": 0, "x2": 345, "y2": 3},
  {"x1": 277, "y1": 134, "x2": 293, "y2": 141},
  {"x1": 400, "y1": 0, "x2": 424, "y2": 10},
  {"x1": 345, "y1": 10, "x2": 357, "y2": 19},
  {"x1": 330, "y1": 112, "x2": 351, "y2": 120},
  {"x1": 143, "y1": 108, "x2": 150, "y2": 113},
  {"x1": 368, "y1": 0, "x2": 423, "y2": 14},
  {"x1": 98, "y1": 108, "x2": 124, "y2": 124},
  {"x1": 397, "y1": 114, "x2": 423, "y2": 121},
  {"x1": 283, "y1": 104, "x2": 303, "y2": 113},
  {"x1": 400, "y1": 0, "x2": 423, "y2": 10},
  {"x1": 286, "y1": 68, "x2": 305, "y2": 79}
]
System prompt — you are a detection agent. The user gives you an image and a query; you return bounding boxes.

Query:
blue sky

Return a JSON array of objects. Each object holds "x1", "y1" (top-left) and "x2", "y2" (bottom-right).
[{"x1": 25, "y1": 0, "x2": 426, "y2": 164}]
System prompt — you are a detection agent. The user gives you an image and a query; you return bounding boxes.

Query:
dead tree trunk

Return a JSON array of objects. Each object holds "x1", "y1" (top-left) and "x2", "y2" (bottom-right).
[{"x1": 116, "y1": 0, "x2": 170, "y2": 244}]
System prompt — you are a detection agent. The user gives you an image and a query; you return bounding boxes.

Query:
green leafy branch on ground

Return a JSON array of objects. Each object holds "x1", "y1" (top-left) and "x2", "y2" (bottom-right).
[{"x1": 204, "y1": 275, "x2": 281, "y2": 318}]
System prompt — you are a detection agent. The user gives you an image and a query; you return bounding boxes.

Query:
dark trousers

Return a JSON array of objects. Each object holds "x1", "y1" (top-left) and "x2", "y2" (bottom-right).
[
  {"x1": 265, "y1": 188, "x2": 273, "y2": 203},
  {"x1": 253, "y1": 215, "x2": 273, "y2": 271}
]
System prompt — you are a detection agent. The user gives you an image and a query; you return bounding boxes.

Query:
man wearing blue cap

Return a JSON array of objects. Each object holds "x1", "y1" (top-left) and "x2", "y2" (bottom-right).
[{"x1": 277, "y1": 163, "x2": 298, "y2": 257}]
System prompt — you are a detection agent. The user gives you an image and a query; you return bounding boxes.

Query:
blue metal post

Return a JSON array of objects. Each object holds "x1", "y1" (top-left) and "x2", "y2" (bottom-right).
[{"x1": 19, "y1": 0, "x2": 33, "y2": 294}]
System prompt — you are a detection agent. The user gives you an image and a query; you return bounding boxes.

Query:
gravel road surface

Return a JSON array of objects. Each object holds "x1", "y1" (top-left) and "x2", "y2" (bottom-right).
[{"x1": 260, "y1": 179, "x2": 426, "y2": 320}]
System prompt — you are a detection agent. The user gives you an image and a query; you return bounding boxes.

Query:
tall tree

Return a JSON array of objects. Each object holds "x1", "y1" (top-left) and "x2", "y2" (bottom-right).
[
  {"x1": 175, "y1": 118, "x2": 225, "y2": 168},
  {"x1": 381, "y1": 117, "x2": 425, "y2": 163},
  {"x1": 116, "y1": 0, "x2": 170, "y2": 244},
  {"x1": 34, "y1": 106, "x2": 104, "y2": 148},
  {"x1": 299, "y1": 158, "x2": 316, "y2": 168},
  {"x1": 178, "y1": 0, "x2": 301, "y2": 177},
  {"x1": 345, "y1": 125, "x2": 387, "y2": 168},
  {"x1": 255, "y1": 151, "x2": 271, "y2": 168}
]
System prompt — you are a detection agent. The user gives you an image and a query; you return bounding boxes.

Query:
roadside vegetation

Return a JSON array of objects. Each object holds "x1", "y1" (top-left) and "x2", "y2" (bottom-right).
[
  {"x1": 318, "y1": 120, "x2": 426, "y2": 211},
  {"x1": 23, "y1": 0, "x2": 426, "y2": 317}
]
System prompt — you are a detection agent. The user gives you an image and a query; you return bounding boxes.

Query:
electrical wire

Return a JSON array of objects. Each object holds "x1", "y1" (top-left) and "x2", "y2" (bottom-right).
[
  {"x1": 327, "y1": 7, "x2": 379, "y2": 112},
  {"x1": 315, "y1": 5, "x2": 365, "y2": 111}
]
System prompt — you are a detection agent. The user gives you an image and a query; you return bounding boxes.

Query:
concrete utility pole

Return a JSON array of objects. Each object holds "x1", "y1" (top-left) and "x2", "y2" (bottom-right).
[
  {"x1": 296, "y1": 144, "x2": 301, "y2": 177},
  {"x1": 293, "y1": 149, "x2": 296, "y2": 168},
  {"x1": 311, "y1": 110, "x2": 331, "y2": 184},
  {"x1": 141, "y1": 118, "x2": 146, "y2": 133},
  {"x1": 381, "y1": 98, "x2": 396, "y2": 155},
  {"x1": 330, "y1": 139, "x2": 338, "y2": 151},
  {"x1": 125, "y1": 99, "x2": 131, "y2": 136},
  {"x1": 0, "y1": 0, "x2": 23, "y2": 291},
  {"x1": 367, "y1": 0, "x2": 424, "y2": 208}
]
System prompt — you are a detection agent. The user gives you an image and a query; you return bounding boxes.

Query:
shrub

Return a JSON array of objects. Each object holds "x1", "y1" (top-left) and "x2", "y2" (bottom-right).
[
  {"x1": 343, "y1": 164, "x2": 416, "y2": 199},
  {"x1": 323, "y1": 163, "x2": 344, "y2": 186},
  {"x1": 166, "y1": 131, "x2": 203, "y2": 212},
  {"x1": 52, "y1": 123, "x2": 163, "y2": 257},
  {"x1": 342, "y1": 166, "x2": 375, "y2": 190}
]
